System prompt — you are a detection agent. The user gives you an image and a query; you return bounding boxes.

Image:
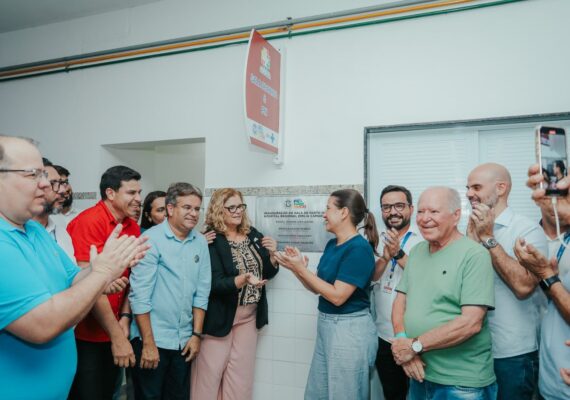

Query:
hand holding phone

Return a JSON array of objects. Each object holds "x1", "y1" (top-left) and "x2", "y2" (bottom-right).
[{"x1": 536, "y1": 125, "x2": 569, "y2": 196}]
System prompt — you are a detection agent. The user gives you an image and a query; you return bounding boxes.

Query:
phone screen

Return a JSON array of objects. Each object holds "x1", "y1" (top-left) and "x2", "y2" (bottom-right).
[{"x1": 538, "y1": 126, "x2": 568, "y2": 195}]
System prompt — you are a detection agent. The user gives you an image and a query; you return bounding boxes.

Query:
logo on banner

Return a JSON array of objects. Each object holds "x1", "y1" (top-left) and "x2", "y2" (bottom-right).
[
  {"x1": 260, "y1": 47, "x2": 271, "y2": 79},
  {"x1": 284, "y1": 198, "x2": 307, "y2": 209},
  {"x1": 293, "y1": 199, "x2": 307, "y2": 209}
]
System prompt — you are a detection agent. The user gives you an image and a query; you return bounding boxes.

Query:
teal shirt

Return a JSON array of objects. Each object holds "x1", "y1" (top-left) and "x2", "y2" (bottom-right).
[
  {"x1": 317, "y1": 235, "x2": 375, "y2": 314},
  {"x1": 0, "y1": 218, "x2": 80, "y2": 400},
  {"x1": 397, "y1": 236, "x2": 495, "y2": 387}
]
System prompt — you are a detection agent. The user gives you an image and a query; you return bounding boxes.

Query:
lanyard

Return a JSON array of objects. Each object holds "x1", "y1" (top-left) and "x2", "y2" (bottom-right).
[
  {"x1": 389, "y1": 231, "x2": 413, "y2": 273},
  {"x1": 556, "y1": 232, "x2": 570, "y2": 263}
]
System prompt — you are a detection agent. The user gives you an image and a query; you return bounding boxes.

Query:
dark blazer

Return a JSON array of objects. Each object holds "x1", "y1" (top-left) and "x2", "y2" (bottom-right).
[{"x1": 203, "y1": 226, "x2": 279, "y2": 337}]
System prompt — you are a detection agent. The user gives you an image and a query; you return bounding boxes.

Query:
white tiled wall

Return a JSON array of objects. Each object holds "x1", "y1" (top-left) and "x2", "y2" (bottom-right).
[
  {"x1": 253, "y1": 252, "x2": 321, "y2": 400},
  {"x1": 207, "y1": 194, "x2": 382, "y2": 399}
]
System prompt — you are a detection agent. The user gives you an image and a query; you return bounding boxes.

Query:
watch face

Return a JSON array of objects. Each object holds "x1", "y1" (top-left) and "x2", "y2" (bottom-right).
[
  {"x1": 484, "y1": 238, "x2": 498, "y2": 248},
  {"x1": 412, "y1": 340, "x2": 423, "y2": 353}
]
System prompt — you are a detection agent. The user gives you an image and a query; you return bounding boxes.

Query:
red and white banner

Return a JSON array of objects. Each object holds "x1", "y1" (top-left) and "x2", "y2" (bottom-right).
[{"x1": 244, "y1": 29, "x2": 281, "y2": 154}]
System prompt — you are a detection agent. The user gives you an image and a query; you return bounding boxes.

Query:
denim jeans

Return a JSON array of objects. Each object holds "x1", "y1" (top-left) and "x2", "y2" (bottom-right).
[
  {"x1": 494, "y1": 350, "x2": 539, "y2": 400},
  {"x1": 409, "y1": 379, "x2": 498, "y2": 400},
  {"x1": 304, "y1": 309, "x2": 378, "y2": 400}
]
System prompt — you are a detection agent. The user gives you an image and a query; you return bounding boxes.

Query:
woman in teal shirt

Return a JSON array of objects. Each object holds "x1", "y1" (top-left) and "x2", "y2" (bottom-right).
[{"x1": 274, "y1": 189, "x2": 379, "y2": 400}]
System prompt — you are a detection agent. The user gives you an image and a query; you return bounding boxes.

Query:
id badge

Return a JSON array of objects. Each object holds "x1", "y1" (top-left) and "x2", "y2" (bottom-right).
[{"x1": 381, "y1": 278, "x2": 393, "y2": 294}]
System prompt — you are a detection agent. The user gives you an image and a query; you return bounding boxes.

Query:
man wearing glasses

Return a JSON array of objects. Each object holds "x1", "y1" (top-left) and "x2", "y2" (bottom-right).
[
  {"x1": 54, "y1": 164, "x2": 80, "y2": 224},
  {"x1": 32, "y1": 158, "x2": 75, "y2": 260},
  {"x1": 129, "y1": 182, "x2": 211, "y2": 399},
  {"x1": 371, "y1": 185, "x2": 423, "y2": 400},
  {"x1": 0, "y1": 135, "x2": 147, "y2": 400}
]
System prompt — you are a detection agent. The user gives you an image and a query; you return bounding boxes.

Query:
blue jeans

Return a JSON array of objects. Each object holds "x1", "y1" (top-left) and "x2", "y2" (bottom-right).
[
  {"x1": 494, "y1": 351, "x2": 539, "y2": 400},
  {"x1": 410, "y1": 380, "x2": 497, "y2": 400},
  {"x1": 304, "y1": 309, "x2": 377, "y2": 400}
]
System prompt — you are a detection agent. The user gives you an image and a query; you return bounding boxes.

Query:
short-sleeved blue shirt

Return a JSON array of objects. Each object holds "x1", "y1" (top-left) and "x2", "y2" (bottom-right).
[
  {"x1": 0, "y1": 218, "x2": 80, "y2": 400},
  {"x1": 316, "y1": 235, "x2": 375, "y2": 314}
]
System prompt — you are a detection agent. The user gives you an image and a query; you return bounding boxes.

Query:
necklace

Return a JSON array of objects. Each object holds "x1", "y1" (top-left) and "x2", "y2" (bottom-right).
[{"x1": 337, "y1": 232, "x2": 358, "y2": 246}]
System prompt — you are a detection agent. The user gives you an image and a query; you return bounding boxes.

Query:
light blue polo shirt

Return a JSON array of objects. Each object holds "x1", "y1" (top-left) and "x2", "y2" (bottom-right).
[
  {"x1": 129, "y1": 220, "x2": 211, "y2": 350},
  {"x1": 0, "y1": 218, "x2": 80, "y2": 400},
  {"x1": 487, "y1": 207, "x2": 548, "y2": 358},
  {"x1": 539, "y1": 268, "x2": 570, "y2": 400}
]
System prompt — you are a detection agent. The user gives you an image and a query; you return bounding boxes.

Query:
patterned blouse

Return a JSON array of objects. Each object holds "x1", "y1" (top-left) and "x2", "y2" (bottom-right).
[{"x1": 229, "y1": 237, "x2": 263, "y2": 305}]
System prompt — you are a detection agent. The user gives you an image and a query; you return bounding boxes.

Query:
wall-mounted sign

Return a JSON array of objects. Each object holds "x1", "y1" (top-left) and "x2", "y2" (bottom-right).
[
  {"x1": 244, "y1": 29, "x2": 281, "y2": 154},
  {"x1": 255, "y1": 195, "x2": 333, "y2": 252}
]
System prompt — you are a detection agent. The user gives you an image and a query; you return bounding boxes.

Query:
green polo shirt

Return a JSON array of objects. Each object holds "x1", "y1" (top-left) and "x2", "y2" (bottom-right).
[{"x1": 397, "y1": 236, "x2": 495, "y2": 387}]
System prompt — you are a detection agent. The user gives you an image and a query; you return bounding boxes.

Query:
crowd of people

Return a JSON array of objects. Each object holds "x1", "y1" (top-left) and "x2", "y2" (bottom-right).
[{"x1": 1, "y1": 133, "x2": 569, "y2": 400}]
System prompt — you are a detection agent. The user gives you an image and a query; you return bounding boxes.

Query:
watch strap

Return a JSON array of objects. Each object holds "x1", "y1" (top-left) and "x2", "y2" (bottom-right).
[
  {"x1": 540, "y1": 275, "x2": 561, "y2": 292},
  {"x1": 119, "y1": 313, "x2": 133, "y2": 320},
  {"x1": 393, "y1": 249, "x2": 406, "y2": 260}
]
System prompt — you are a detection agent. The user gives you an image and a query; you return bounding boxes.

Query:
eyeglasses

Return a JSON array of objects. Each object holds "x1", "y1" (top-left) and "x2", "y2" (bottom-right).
[
  {"x1": 224, "y1": 204, "x2": 247, "y2": 214},
  {"x1": 380, "y1": 202, "x2": 409, "y2": 213},
  {"x1": 0, "y1": 168, "x2": 49, "y2": 181},
  {"x1": 49, "y1": 180, "x2": 61, "y2": 191},
  {"x1": 59, "y1": 179, "x2": 69, "y2": 187},
  {"x1": 177, "y1": 205, "x2": 202, "y2": 214}
]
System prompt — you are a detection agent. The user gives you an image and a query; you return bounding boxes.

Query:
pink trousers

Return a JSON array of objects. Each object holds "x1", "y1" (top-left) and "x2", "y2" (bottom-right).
[{"x1": 191, "y1": 304, "x2": 258, "y2": 400}]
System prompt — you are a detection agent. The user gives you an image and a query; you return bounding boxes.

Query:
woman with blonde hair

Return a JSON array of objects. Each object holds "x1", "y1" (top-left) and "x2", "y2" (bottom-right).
[{"x1": 191, "y1": 188, "x2": 279, "y2": 400}]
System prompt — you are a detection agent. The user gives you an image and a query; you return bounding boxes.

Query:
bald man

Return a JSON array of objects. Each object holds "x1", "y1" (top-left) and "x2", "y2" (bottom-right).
[
  {"x1": 466, "y1": 162, "x2": 547, "y2": 400},
  {"x1": 0, "y1": 135, "x2": 147, "y2": 400}
]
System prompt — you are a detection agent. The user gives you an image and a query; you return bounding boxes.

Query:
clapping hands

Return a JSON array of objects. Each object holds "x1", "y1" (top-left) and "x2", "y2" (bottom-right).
[{"x1": 273, "y1": 246, "x2": 309, "y2": 273}]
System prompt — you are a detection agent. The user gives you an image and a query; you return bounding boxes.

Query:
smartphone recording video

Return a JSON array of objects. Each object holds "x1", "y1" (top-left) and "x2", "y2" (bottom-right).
[{"x1": 536, "y1": 126, "x2": 569, "y2": 196}]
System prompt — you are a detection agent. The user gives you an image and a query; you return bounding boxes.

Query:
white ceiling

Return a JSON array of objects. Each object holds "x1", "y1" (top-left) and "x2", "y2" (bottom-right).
[{"x1": 0, "y1": 0, "x2": 161, "y2": 33}]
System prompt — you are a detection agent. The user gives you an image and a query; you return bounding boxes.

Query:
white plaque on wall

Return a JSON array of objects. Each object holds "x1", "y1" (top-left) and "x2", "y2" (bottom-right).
[{"x1": 255, "y1": 195, "x2": 334, "y2": 252}]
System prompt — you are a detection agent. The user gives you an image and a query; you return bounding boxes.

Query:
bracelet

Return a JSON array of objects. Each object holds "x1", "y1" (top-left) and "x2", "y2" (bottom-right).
[
  {"x1": 119, "y1": 313, "x2": 133, "y2": 320},
  {"x1": 394, "y1": 331, "x2": 408, "y2": 338},
  {"x1": 193, "y1": 331, "x2": 203, "y2": 339}
]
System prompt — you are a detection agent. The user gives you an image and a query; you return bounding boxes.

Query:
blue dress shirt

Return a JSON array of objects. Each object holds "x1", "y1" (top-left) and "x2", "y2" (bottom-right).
[{"x1": 129, "y1": 220, "x2": 211, "y2": 350}]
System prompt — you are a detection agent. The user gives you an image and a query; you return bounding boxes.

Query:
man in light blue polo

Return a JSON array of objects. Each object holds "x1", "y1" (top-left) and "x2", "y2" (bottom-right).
[
  {"x1": 129, "y1": 182, "x2": 211, "y2": 400},
  {"x1": 515, "y1": 163, "x2": 570, "y2": 400},
  {"x1": 466, "y1": 163, "x2": 547, "y2": 400},
  {"x1": 0, "y1": 135, "x2": 147, "y2": 400}
]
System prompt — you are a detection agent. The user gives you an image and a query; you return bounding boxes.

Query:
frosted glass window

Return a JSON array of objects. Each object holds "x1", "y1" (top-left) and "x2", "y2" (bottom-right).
[{"x1": 366, "y1": 117, "x2": 570, "y2": 234}]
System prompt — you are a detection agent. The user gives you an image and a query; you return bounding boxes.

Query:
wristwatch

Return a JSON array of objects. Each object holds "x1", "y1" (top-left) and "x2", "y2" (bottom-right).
[
  {"x1": 539, "y1": 274, "x2": 561, "y2": 292},
  {"x1": 193, "y1": 331, "x2": 203, "y2": 339},
  {"x1": 119, "y1": 313, "x2": 133, "y2": 321},
  {"x1": 411, "y1": 338, "x2": 423, "y2": 354},
  {"x1": 393, "y1": 249, "x2": 406, "y2": 260},
  {"x1": 481, "y1": 237, "x2": 498, "y2": 250}
]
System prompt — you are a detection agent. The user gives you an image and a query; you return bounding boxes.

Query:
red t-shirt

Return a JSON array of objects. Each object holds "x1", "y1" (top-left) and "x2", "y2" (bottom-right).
[{"x1": 67, "y1": 201, "x2": 140, "y2": 342}]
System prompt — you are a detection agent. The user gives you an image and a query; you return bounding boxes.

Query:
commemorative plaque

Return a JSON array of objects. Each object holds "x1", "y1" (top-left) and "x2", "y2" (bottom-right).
[{"x1": 255, "y1": 195, "x2": 334, "y2": 252}]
